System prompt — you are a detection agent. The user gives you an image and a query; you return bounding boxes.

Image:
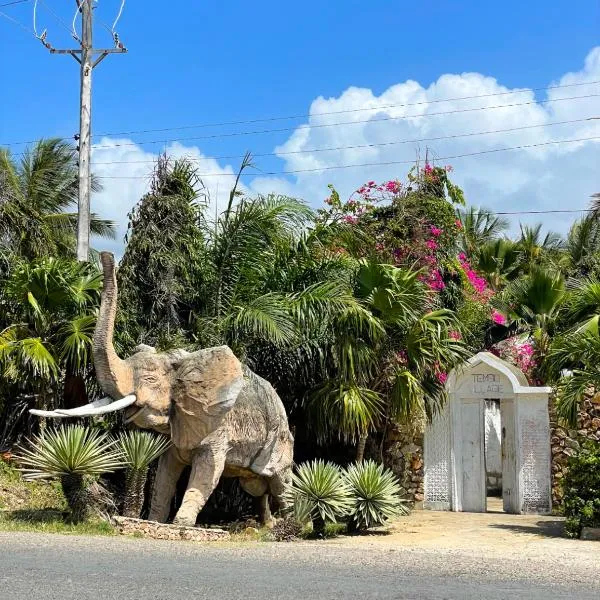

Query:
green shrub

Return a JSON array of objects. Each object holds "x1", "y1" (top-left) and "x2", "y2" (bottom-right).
[
  {"x1": 286, "y1": 460, "x2": 352, "y2": 535},
  {"x1": 563, "y1": 441, "x2": 600, "y2": 538},
  {"x1": 344, "y1": 460, "x2": 409, "y2": 531},
  {"x1": 15, "y1": 425, "x2": 124, "y2": 523}
]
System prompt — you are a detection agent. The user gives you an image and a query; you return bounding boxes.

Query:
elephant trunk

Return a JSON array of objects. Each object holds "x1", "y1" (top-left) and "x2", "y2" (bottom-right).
[{"x1": 92, "y1": 252, "x2": 133, "y2": 399}]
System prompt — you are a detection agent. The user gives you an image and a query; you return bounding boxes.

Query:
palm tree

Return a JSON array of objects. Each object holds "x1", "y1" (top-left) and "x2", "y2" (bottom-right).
[
  {"x1": 0, "y1": 139, "x2": 115, "y2": 259},
  {"x1": 517, "y1": 223, "x2": 563, "y2": 271},
  {"x1": 474, "y1": 238, "x2": 522, "y2": 290},
  {"x1": 456, "y1": 207, "x2": 509, "y2": 257},
  {"x1": 493, "y1": 267, "x2": 565, "y2": 354},
  {"x1": 561, "y1": 215, "x2": 600, "y2": 276},
  {"x1": 546, "y1": 331, "x2": 600, "y2": 425},
  {"x1": 0, "y1": 257, "x2": 101, "y2": 429},
  {"x1": 305, "y1": 261, "x2": 468, "y2": 459}
]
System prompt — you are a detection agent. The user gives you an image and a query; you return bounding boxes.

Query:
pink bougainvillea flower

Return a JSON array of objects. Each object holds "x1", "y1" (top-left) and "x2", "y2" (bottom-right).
[
  {"x1": 429, "y1": 226, "x2": 443, "y2": 237},
  {"x1": 343, "y1": 215, "x2": 358, "y2": 224},
  {"x1": 491, "y1": 310, "x2": 506, "y2": 325},
  {"x1": 458, "y1": 252, "x2": 467, "y2": 261},
  {"x1": 445, "y1": 165, "x2": 454, "y2": 172},
  {"x1": 424, "y1": 163, "x2": 433, "y2": 174},
  {"x1": 437, "y1": 371, "x2": 448, "y2": 384},
  {"x1": 425, "y1": 239, "x2": 438, "y2": 250},
  {"x1": 455, "y1": 219, "x2": 463, "y2": 230},
  {"x1": 449, "y1": 330, "x2": 462, "y2": 340}
]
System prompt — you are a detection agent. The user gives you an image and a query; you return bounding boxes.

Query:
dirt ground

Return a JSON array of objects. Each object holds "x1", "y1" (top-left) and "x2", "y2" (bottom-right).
[{"x1": 327, "y1": 498, "x2": 599, "y2": 563}]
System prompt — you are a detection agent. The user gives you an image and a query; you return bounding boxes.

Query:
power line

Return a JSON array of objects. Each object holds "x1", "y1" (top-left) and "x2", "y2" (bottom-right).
[
  {"x1": 0, "y1": 0, "x2": 29, "y2": 7},
  {"x1": 94, "y1": 135, "x2": 600, "y2": 179},
  {"x1": 83, "y1": 93, "x2": 600, "y2": 151},
  {"x1": 92, "y1": 80, "x2": 600, "y2": 138},
  {"x1": 0, "y1": 5, "x2": 36, "y2": 36},
  {"x1": 89, "y1": 117, "x2": 598, "y2": 166},
  {"x1": 3, "y1": 83, "x2": 600, "y2": 149}
]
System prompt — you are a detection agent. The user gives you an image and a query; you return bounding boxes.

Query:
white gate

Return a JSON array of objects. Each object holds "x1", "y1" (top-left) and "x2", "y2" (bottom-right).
[{"x1": 424, "y1": 352, "x2": 551, "y2": 515}]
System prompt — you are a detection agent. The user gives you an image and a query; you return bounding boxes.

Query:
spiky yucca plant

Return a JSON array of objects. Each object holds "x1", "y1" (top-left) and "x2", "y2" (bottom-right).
[
  {"x1": 118, "y1": 430, "x2": 171, "y2": 518},
  {"x1": 287, "y1": 460, "x2": 351, "y2": 535},
  {"x1": 344, "y1": 460, "x2": 409, "y2": 531},
  {"x1": 16, "y1": 425, "x2": 124, "y2": 523}
]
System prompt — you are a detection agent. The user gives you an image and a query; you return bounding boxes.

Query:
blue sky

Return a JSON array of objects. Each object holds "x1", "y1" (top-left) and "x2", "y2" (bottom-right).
[{"x1": 1, "y1": 1, "x2": 599, "y2": 253}]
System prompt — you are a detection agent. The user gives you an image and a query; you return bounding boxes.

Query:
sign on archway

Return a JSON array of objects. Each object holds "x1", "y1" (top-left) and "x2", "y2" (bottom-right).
[{"x1": 424, "y1": 352, "x2": 552, "y2": 514}]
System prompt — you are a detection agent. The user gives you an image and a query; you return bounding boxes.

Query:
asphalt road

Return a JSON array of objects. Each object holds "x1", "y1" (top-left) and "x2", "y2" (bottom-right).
[{"x1": 1, "y1": 532, "x2": 598, "y2": 600}]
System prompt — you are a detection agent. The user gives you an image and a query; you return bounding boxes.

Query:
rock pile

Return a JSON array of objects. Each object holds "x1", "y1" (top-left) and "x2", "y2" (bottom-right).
[
  {"x1": 550, "y1": 393, "x2": 600, "y2": 507},
  {"x1": 113, "y1": 516, "x2": 230, "y2": 542},
  {"x1": 384, "y1": 420, "x2": 425, "y2": 505}
]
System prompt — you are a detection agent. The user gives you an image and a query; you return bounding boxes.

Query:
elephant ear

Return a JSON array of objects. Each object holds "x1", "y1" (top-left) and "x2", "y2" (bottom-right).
[{"x1": 170, "y1": 346, "x2": 245, "y2": 450}]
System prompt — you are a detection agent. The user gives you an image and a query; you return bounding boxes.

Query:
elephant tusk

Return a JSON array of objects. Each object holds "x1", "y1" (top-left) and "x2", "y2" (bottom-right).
[
  {"x1": 55, "y1": 394, "x2": 137, "y2": 417},
  {"x1": 51, "y1": 397, "x2": 113, "y2": 417},
  {"x1": 29, "y1": 409, "x2": 67, "y2": 418}
]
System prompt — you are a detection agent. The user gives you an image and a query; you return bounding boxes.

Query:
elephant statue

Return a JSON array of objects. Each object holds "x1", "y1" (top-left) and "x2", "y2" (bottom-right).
[{"x1": 30, "y1": 252, "x2": 294, "y2": 527}]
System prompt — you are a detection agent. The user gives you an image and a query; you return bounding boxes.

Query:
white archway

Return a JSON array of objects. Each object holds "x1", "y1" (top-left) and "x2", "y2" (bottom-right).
[{"x1": 424, "y1": 352, "x2": 552, "y2": 514}]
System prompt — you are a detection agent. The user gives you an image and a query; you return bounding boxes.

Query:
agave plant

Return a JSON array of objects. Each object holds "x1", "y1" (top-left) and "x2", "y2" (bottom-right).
[
  {"x1": 286, "y1": 460, "x2": 352, "y2": 535},
  {"x1": 343, "y1": 460, "x2": 409, "y2": 531},
  {"x1": 118, "y1": 430, "x2": 171, "y2": 518},
  {"x1": 16, "y1": 424, "x2": 124, "y2": 522}
]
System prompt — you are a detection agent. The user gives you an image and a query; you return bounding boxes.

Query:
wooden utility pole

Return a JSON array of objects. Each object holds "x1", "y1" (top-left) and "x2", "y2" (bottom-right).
[{"x1": 36, "y1": 1, "x2": 127, "y2": 261}]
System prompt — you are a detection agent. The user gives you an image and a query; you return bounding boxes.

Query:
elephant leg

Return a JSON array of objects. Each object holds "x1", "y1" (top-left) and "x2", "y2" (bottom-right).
[
  {"x1": 259, "y1": 494, "x2": 275, "y2": 528},
  {"x1": 173, "y1": 443, "x2": 226, "y2": 527},
  {"x1": 148, "y1": 446, "x2": 186, "y2": 523},
  {"x1": 268, "y1": 468, "x2": 292, "y2": 513}
]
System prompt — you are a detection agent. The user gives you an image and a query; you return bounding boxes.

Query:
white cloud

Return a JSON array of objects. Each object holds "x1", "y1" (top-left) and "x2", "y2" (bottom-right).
[{"x1": 91, "y1": 47, "x2": 600, "y2": 254}]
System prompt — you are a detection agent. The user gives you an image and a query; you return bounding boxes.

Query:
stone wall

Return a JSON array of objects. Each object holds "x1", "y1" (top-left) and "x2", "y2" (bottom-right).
[
  {"x1": 550, "y1": 393, "x2": 600, "y2": 507},
  {"x1": 113, "y1": 516, "x2": 230, "y2": 542},
  {"x1": 383, "y1": 419, "x2": 424, "y2": 504}
]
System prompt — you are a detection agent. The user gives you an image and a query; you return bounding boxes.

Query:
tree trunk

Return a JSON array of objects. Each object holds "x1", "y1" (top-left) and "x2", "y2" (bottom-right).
[
  {"x1": 356, "y1": 433, "x2": 368, "y2": 462},
  {"x1": 313, "y1": 513, "x2": 326, "y2": 537},
  {"x1": 123, "y1": 468, "x2": 148, "y2": 518},
  {"x1": 61, "y1": 473, "x2": 88, "y2": 523}
]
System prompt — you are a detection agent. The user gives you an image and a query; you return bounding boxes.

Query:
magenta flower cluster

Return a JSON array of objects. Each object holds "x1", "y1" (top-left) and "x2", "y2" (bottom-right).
[
  {"x1": 458, "y1": 253, "x2": 489, "y2": 297},
  {"x1": 491, "y1": 310, "x2": 506, "y2": 325}
]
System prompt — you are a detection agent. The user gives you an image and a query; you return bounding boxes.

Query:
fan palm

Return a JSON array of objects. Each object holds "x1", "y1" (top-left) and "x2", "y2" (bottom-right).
[
  {"x1": 0, "y1": 257, "x2": 102, "y2": 415},
  {"x1": 456, "y1": 206, "x2": 509, "y2": 257},
  {"x1": 16, "y1": 424, "x2": 124, "y2": 522},
  {"x1": 493, "y1": 267, "x2": 565, "y2": 353},
  {"x1": 118, "y1": 430, "x2": 171, "y2": 518},
  {"x1": 0, "y1": 139, "x2": 115, "y2": 259}
]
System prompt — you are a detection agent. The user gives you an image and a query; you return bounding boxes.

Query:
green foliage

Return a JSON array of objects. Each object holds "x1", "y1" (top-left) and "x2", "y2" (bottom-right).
[
  {"x1": 562, "y1": 441, "x2": 600, "y2": 538},
  {"x1": 118, "y1": 430, "x2": 171, "y2": 471},
  {"x1": 456, "y1": 206, "x2": 509, "y2": 257},
  {"x1": 286, "y1": 460, "x2": 352, "y2": 534},
  {"x1": 117, "y1": 155, "x2": 208, "y2": 350},
  {"x1": 15, "y1": 425, "x2": 124, "y2": 523},
  {"x1": 118, "y1": 430, "x2": 170, "y2": 519},
  {"x1": 547, "y1": 332, "x2": 600, "y2": 424},
  {"x1": 16, "y1": 425, "x2": 124, "y2": 479},
  {"x1": 344, "y1": 460, "x2": 409, "y2": 530},
  {"x1": 0, "y1": 139, "x2": 113, "y2": 259}
]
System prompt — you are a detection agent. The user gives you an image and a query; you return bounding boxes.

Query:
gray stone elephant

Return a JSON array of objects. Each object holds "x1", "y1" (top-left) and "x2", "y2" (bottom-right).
[{"x1": 31, "y1": 252, "x2": 294, "y2": 527}]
